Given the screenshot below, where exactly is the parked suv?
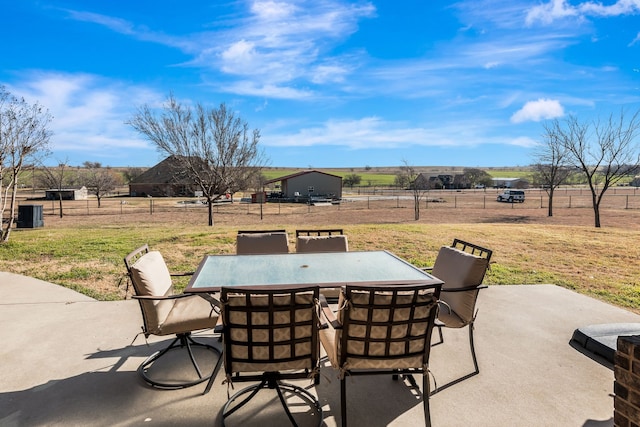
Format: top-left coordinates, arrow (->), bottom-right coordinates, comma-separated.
497,189 -> 525,203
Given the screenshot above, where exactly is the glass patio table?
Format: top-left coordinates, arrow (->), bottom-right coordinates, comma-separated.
185,250 -> 442,293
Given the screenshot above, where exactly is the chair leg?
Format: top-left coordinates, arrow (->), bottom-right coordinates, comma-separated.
430,322 -> 480,395
183,335 -> 204,378
341,377 -> 347,427
222,377 -> 323,427
432,324 -> 444,346
469,321 -> 480,375
138,332 -> 221,390
423,374 -> 431,427
202,347 -> 224,395
222,379 -> 268,420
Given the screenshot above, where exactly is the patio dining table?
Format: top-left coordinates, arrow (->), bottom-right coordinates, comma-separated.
185,250 -> 442,293
186,250 -> 443,396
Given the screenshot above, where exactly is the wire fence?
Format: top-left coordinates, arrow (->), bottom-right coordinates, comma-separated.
16,186 -> 640,219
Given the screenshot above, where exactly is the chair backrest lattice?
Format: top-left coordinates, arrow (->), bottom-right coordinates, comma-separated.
124,244 -> 150,273
295,229 -> 343,237
337,284 -> 440,370
452,239 -> 492,265
221,286 -> 320,376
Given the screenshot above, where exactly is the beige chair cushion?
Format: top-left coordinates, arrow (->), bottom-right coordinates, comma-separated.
236,232 -> 289,254
129,251 -> 174,332
296,235 -> 348,253
431,246 -> 489,327
159,294 -> 218,336
224,292 -> 315,372
320,289 -> 437,370
436,302 -> 466,328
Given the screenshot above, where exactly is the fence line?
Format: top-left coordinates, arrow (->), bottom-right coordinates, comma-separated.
16,188 -> 640,219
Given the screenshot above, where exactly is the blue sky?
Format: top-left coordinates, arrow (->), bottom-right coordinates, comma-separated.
2,0 -> 639,168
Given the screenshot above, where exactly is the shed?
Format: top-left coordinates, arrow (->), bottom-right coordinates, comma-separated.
264,170 -> 342,201
45,187 -> 88,200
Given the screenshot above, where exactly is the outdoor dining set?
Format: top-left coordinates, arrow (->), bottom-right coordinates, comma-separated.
123,230 -> 493,427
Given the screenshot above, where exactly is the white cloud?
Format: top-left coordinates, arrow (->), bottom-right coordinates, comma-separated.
509,136 -> 539,147
250,1 -> 297,20
262,116 -> 524,150
579,0 -> 640,16
219,81 -> 314,99
64,1 -> 376,94
526,0 -> 640,26
525,0 -> 578,26
7,72 -> 159,161
511,98 -> 564,123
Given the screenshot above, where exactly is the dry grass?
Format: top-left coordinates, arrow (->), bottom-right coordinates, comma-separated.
2,192 -> 640,312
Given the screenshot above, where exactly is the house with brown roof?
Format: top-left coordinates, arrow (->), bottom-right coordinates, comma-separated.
128,156 -> 196,197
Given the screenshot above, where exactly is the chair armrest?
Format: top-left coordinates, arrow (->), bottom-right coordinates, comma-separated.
170,271 -> 194,277
132,293 -> 193,301
214,316 -> 224,334
441,284 -> 488,293
319,294 -> 342,330
193,292 -> 221,308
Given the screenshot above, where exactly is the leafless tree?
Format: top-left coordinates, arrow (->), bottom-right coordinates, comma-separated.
531,125 -> 574,217
0,86 -> 52,242
546,109 -> 640,227
80,163 -> 121,207
398,160 -> 428,220
38,159 -> 73,218
128,95 -> 267,226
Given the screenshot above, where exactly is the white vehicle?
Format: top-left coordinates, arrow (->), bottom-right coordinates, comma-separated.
497,189 -> 525,203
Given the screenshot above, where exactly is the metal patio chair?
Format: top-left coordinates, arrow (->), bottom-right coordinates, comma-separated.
319,283 -> 441,427
124,244 -> 221,389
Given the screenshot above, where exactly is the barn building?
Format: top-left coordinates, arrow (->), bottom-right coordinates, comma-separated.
264,170 -> 342,202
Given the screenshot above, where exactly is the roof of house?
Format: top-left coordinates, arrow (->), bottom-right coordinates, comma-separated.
264,170 -> 342,185
130,156 -> 191,185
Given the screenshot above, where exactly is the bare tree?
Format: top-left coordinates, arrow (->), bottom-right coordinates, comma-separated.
39,160 -> 73,218
531,125 -> 574,217
0,86 -> 52,242
128,95 -> 267,226
547,109 -> 640,227
398,160 -> 428,220
81,164 -> 121,207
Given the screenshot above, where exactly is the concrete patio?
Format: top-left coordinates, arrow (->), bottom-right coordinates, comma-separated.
1,271 -> 638,426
